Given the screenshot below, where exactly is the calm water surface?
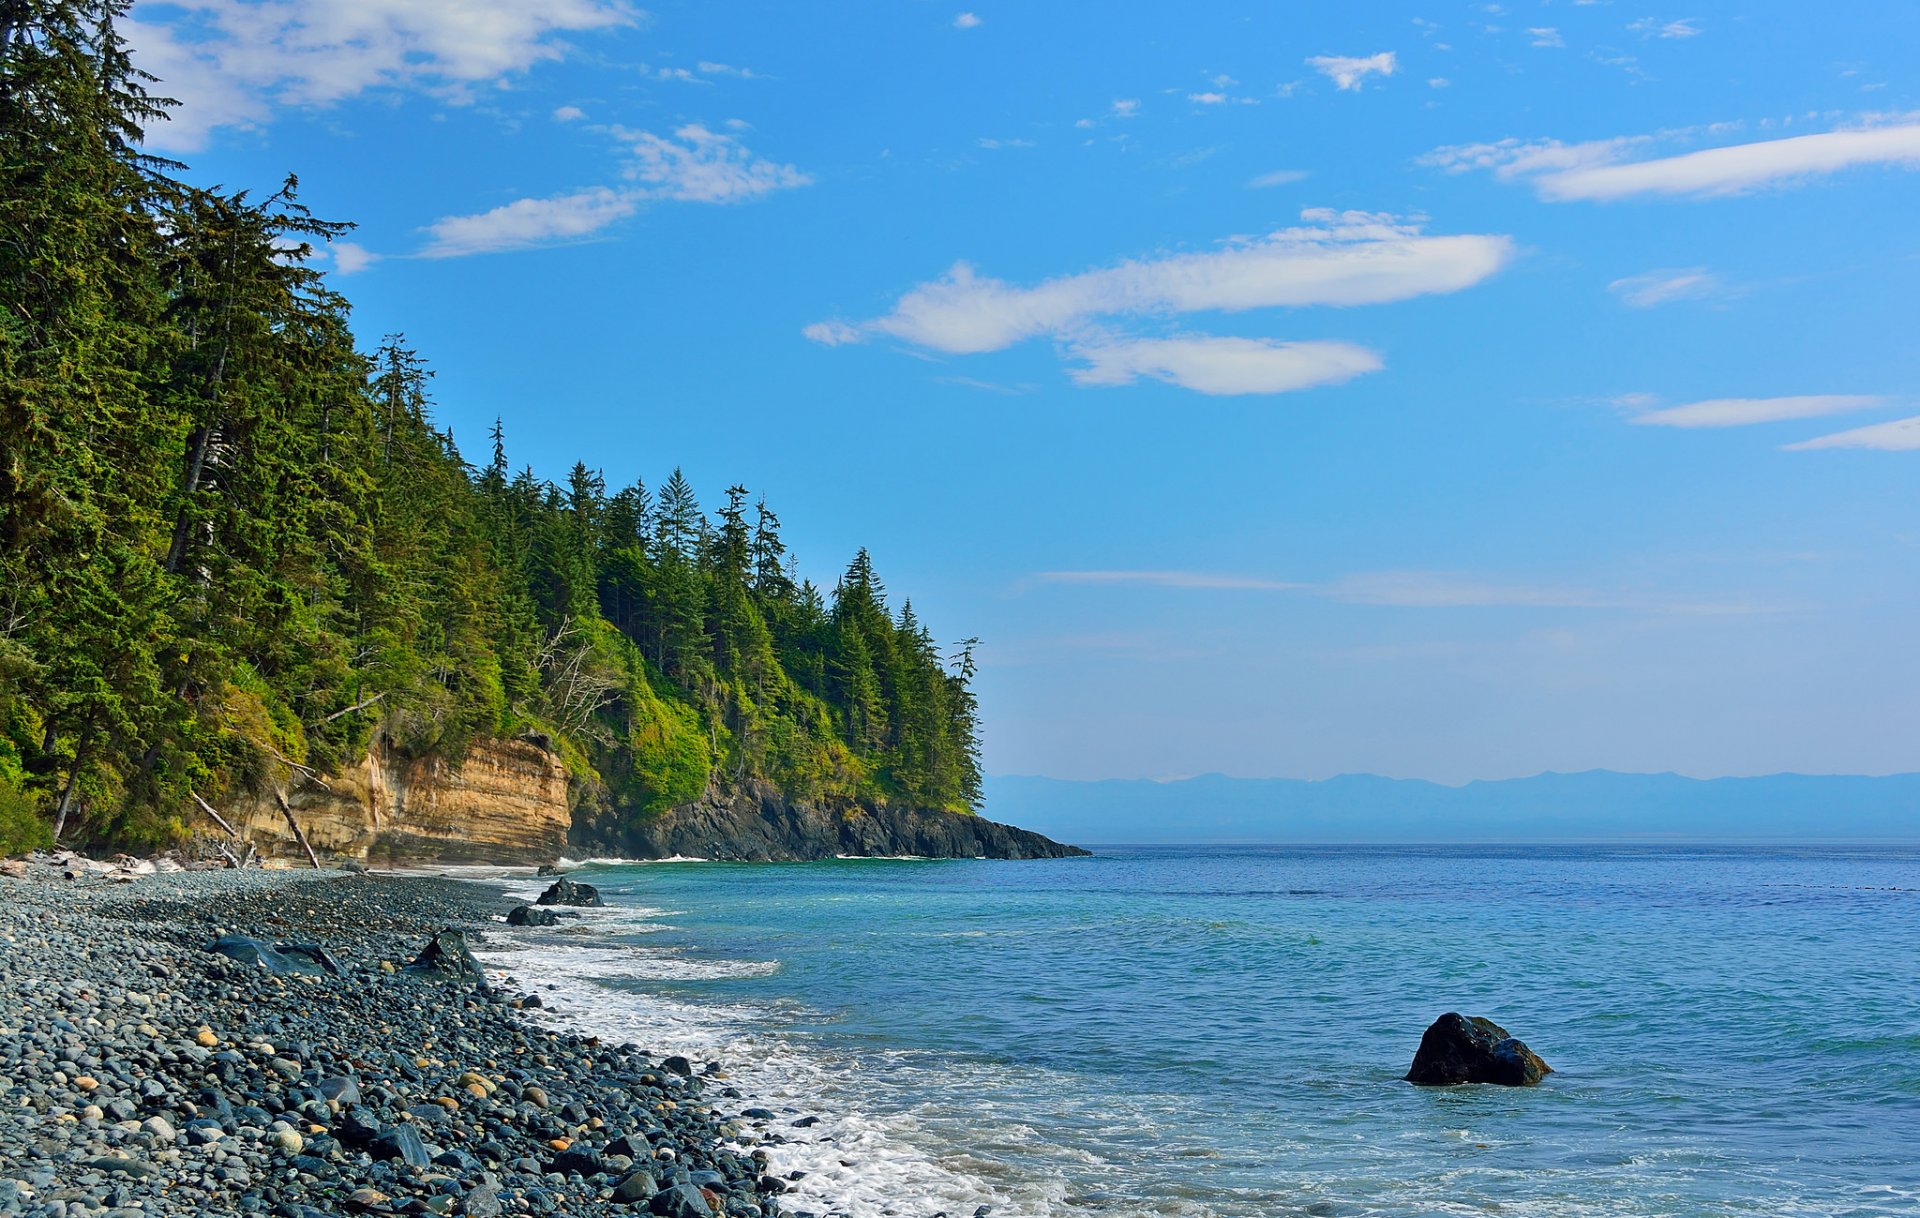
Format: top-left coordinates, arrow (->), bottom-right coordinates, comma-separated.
476,845 -> 1920,1218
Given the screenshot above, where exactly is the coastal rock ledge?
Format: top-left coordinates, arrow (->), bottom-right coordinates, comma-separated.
1404,1013 -> 1553,1086
600,779 -> 1090,861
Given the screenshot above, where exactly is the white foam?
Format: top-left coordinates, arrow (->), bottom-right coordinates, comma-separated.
472,915 -> 1073,1218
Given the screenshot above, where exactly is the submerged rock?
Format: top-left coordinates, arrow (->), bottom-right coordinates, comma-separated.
1404,1013 -> 1552,1086
535,877 -> 603,907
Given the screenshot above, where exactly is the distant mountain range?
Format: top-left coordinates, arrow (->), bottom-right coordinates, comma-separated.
983,770 -> 1920,844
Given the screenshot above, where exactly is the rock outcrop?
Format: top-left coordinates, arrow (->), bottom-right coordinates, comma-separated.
598,779 -> 1090,861
212,742 -> 1084,867
220,735 -> 571,867
1404,1013 -> 1553,1086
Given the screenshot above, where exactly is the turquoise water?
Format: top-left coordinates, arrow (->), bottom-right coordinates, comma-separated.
479,846 -> 1920,1217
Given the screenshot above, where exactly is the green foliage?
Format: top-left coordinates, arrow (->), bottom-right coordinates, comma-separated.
0,774 -> 50,857
0,0 -> 983,850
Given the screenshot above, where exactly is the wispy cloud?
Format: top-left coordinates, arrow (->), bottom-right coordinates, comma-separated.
125,0 -> 636,151
1426,120 -> 1920,201
1607,266 -> 1725,307
1528,27 -> 1565,48
1785,414 -> 1920,452
806,210 -> 1512,354
619,123 -> 811,202
1036,571 -> 1307,591
953,11 -> 981,29
1630,16 -> 1702,39
1067,336 -> 1384,396
805,210 -> 1509,395
1111,98 -> 1141,118
330,242 -> 380,275
420,125 -> 806,257
1247,169 -> 1309,188
552,105 -> 587,122
1623,394 -> 1889,428
1034,568 -> 1767,615
421,187 -> 639,258
1307,51 -> 1398,91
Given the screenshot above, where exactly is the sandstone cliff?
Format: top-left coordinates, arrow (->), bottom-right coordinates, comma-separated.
224,735 -> 571,866
219,741 -> 1085,866
585,778 -> 1089,861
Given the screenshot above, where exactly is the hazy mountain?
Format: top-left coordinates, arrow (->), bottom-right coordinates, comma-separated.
983,771 -> 1920,844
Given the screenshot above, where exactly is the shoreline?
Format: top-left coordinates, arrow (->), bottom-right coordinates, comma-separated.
0,859 -> 828,1218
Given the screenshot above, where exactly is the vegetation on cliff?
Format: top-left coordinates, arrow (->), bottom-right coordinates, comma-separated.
0,0 -> 982,853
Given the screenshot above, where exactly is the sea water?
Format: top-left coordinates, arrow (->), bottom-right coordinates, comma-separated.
473,846 -> 1920,1217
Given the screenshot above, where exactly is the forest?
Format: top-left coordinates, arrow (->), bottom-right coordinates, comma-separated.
0,1 -> 983,854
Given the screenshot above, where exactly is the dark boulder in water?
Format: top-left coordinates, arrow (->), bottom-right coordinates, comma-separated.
536,877 -> 603,907
536,863 -> 563,876
1404,1013 -> 1552,1086
506,903 -> 559,927
205,934 -> 342,976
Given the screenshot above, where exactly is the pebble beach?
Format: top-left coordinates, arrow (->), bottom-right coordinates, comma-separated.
0,860 -> 823,1218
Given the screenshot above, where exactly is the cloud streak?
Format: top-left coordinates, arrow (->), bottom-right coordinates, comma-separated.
1785,415 -> 1920,452
1627,395 -> 1889,429
807,210 -> 1513,355
806,210 -> 1509,396
1035,568 -> 1768,616
421,187 -> 638,258
419,125 -> 808,257
1427,121 -> 1920,201
1608,266 -> 1723,307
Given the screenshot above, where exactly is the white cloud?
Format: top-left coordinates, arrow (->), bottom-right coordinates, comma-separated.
1189,92 -> 1228,104
953,11 -> 981,29
421,187 -> 638,257
807,210 -> 1507,396
1626,395 -> 1888,428
1247,169 -> 1309,188
1111,98 -> 1141,117
619,123 -> 811,202
1631,16 -> 1702,39
1429,121 -> 1920,201
1037,571 -> 1307,591
695,60 -> 758,78
1607,266 -> 1723,307
1786,415 -> 1920,452
1529,27 -> 1565,48
1068,336 -> 1383,395
1034,568 -> 1765,615
1428,77 -> 1451,89
1306,52 -> 1397,91
331,242 -> 381,274
811,210 -> 1513,355
126,0 -> 636,151
552,104 -> 587,122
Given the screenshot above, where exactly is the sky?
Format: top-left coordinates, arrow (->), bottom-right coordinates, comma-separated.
122,1 -> 1920,784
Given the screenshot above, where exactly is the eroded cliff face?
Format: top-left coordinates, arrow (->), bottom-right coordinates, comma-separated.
586,778 -> 1090,861
223,736 -> 571,866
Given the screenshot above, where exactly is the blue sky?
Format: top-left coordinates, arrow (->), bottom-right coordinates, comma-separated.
126,2 -> 1920,783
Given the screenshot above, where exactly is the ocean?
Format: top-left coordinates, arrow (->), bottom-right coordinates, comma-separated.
473,845 -> 1920,1217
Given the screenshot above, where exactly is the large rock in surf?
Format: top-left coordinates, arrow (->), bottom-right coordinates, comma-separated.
1404,1013 -> 1552,1086
506,903 -> 559,926
536,877 -> 603,907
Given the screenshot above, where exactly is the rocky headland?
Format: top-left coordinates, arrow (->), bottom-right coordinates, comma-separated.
0,861 -> 837,1218
216,738 -> 1084,869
